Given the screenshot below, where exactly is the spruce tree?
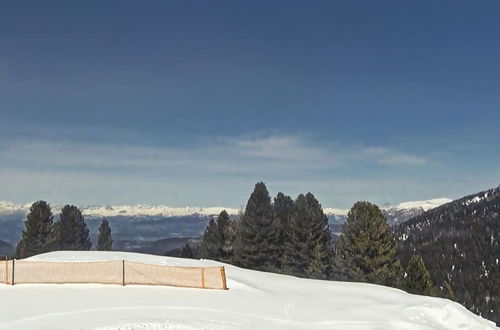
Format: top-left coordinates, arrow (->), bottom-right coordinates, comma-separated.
201,219 -> 222,259
405,254 -> 433,295
282,193 -> 331,278
442,281 -> 456,301
97,219 -> 113,251
200,210 -> 230,260
16,201 -> 58,258
180,243 -> 194,259
273,192 -> 294,267
57,205 -> 91,250
335,201 -> 401,286
222,217 -> 238,260
233,182 -> 279,271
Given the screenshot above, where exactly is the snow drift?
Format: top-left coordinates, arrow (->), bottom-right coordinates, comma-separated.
0,251 -> 496,330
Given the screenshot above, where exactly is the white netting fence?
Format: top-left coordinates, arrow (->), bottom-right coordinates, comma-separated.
0,260 -> 227,290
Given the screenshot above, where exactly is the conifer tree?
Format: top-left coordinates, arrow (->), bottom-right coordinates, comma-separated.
233,182 -> 279,271
282,193 -> 330,278
442,281 -> 456,301
57,205 -> 91,250
405,254 -> 433,295
335,201 -> 401,286
16,201 -> 58,258
201,219 -> 221,259
180,243 -> 194,259
273,192 -> 294,266
200,210 -> 230,260
97,219 -> 113,251
222,217 -> 238,260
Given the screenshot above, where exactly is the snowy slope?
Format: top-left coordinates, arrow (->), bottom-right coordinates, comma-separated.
0,251 -> 495,330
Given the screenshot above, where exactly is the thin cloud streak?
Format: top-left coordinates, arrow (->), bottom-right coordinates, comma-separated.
363,147 -> 427,166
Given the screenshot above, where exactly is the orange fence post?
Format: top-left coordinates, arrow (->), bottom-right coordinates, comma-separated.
220,266 -> 228,290
201,267 -> 205,289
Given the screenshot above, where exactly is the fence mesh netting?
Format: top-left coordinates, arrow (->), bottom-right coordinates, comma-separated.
0,260 -> 227,290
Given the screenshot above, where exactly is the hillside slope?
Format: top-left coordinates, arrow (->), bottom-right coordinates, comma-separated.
396,185 -> 500,325
0,251 -> 495,330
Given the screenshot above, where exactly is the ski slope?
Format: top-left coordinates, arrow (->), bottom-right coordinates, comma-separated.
0,251 -> 496,330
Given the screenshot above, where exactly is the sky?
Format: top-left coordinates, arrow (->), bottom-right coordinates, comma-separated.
0,0 -> 499,209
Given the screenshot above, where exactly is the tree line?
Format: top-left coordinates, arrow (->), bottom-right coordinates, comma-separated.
14,183 -> 441,300
199,182 -> 442,297
15,201 -> 113,258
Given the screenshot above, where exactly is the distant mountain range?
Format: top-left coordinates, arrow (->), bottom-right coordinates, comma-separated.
0,201 -> 240,218
0,198 -> 452,219
0,198 -> 451,249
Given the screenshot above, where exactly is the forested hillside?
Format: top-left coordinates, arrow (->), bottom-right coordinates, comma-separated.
396,186 -> 500,325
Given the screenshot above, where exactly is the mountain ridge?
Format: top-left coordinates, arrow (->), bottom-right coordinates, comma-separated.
0,198 -> 452,218
396,185 -> 500,325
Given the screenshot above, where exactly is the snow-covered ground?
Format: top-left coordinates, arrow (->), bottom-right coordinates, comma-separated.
0,251 -> 495,330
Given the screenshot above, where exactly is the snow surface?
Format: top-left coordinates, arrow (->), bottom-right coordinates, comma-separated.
0,251 -> 496,330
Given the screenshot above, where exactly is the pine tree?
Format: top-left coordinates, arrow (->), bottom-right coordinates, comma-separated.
222,218 -> 238,260
442,281 -> 456,301
201,219 -> 222,259
405,254 -> 433,295
180,243 -> 194,259
233,182 -> 280,271
335,201 -> 401,286
273,192 -> 294,267
57,205 -> 91,250
97,219 -> 113,251
282,193 -> 331,278
16,201 -> 58,258
200,210 -> 230,260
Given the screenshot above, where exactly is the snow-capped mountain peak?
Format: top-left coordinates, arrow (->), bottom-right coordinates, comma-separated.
387,198 -> 453,212
0,201 -> 241,218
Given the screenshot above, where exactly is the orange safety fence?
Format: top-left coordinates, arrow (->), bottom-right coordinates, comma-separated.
0,259 -> 227,290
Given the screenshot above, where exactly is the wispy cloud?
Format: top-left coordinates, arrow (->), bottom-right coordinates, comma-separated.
362,147 -> 427,166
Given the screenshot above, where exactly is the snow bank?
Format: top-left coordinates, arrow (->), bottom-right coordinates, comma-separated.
0,251 -> 496,330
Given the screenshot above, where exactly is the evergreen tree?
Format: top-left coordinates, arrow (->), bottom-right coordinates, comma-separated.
16,201 -> 58,258
201,219 -> 221,259
57,205 -> 91,250
442,281 -> 456,301
222,218 -> 238,260
233,182 -> 279,271
273,192 -> 294,267
200,210 -> 230,260
180,243 -> 194,259
282,193 -> 331,278
404,254 -> 433,295
335,201 -> 401,286
97,219 -> 113,251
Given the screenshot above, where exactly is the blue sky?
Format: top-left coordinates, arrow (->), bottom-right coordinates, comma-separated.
0,1 -> 499,208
